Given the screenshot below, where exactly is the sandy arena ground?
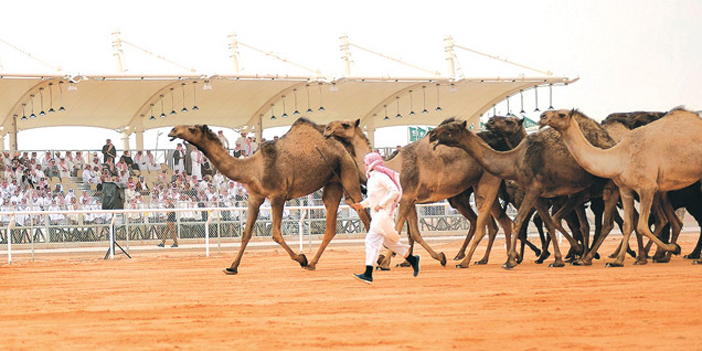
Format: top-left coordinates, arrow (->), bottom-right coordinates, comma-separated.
1,232 -> 702,351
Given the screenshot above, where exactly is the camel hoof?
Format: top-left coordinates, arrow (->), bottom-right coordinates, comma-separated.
502,260 -> 517,270
396,261 -> 411,268
297,254 -> 308,267
377,254 -> 386,266
534,259 -> 544,264
455,264 -> 469,269
303,265 -> 317,271
571,259 -> 592,266
608,253 -> 617,259
438,252 -> 447,266
474,259 -> 488,265
671,244 -> 682,256
223,268 -> 238,275
684,253 -> 701,259
549,261 -> 565,268
375,266 -> 390,271
634,259 -> 648,265
453,253 -> 466,261
693,260 -> 702,265
594,252 -> 601,260
533,248 -> 542,257
605,262 -> 624,268
652,255 -> 671,263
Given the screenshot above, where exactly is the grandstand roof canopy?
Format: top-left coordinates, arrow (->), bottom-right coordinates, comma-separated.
0,73 -> 576,141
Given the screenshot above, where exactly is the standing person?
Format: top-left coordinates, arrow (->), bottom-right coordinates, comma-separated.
102,139 -> 117,163
217,130 -> 230,149
190,147 -> 203,179
234,131 -> 249,157
349,152 -> 419,285
172,143 -> 185,174
158,196 -> 178,248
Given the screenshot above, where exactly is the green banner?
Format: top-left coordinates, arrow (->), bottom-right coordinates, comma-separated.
409,126 -> 434,142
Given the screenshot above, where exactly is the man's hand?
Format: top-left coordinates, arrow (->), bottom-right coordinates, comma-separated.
374,205 -> 381,212
350,203 -> 363,211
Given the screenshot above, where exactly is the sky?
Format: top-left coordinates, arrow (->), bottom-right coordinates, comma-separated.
1,0 -> 701,150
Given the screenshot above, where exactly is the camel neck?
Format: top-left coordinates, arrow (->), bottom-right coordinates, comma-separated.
198,143 -> 254,184
458,131 -> 518,180
559,117 -> 621,179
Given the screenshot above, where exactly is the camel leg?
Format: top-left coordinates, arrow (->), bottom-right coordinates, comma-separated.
379,200 -> 414,269
306,184 -> 343,270
447,193 -> 479,261
225,197 -> 264,275
645,198 -> 669,260
406,208 -> 447,266
503,190 -> 540,269
533,214 -> 552,264
653,193 -> 683,263
474,206 -> 502,265
573,203 -> 590,259
636,189 -> 681,255
457,175 -> 505,268
549,194 -> 585,256
608,188 -> 636,267
684,207 -> 702,259
267,197 -> 309,268
534,199 -> 567,268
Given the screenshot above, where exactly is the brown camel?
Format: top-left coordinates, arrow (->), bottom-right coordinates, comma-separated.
324,118 -> 521,269
428,113 -> 618,268
168,118 -> 371,274
539,108 -> 701,266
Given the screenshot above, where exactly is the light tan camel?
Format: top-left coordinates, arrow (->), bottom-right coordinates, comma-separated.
428,114 -> 618,268
168,119 -> 371,274
539,108 -> 701,266
324,118 -> 517,269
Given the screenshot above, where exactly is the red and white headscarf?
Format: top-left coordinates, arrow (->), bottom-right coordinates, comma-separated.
364,152 -> 402,212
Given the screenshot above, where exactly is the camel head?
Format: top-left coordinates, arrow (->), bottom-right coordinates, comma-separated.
324,119 -> 361,140
485,116 -> 525,138
627,111 -> 665,129
168,125 -> 221,151
538,109 -> 577,131
428,119 -> 468,150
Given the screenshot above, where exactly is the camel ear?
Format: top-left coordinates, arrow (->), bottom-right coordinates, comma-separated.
354,119 -> 360,127
200,125 -> 208,132
461,120 -> 467,129
570,108 -> 577,116
518,118 -> 524,126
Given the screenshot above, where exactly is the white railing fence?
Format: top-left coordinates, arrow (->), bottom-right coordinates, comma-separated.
1,202 -> 474,264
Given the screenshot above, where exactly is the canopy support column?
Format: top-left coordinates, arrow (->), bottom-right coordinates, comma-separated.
9,114 -> 18,154
121,132 -> 130,151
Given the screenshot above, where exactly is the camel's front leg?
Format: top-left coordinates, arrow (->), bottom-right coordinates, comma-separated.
406,206 -> 447,266
457,175 -> 504,268
224,197 -> 263,275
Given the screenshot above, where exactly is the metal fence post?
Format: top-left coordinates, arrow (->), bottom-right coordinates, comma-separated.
7,215 -> 14,265
205,211 -> 211,257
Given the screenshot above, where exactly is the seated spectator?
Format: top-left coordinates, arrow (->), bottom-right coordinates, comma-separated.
58,157 -> 71,179
135,176 -> 149,192
120,151 -> 139,172
82,165 -> 98,184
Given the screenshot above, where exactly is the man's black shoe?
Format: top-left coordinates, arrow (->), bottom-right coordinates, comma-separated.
411,255 -> 420,277
171,243 -> 178,248
157,243 -> 165,248
352,273 -> 373,285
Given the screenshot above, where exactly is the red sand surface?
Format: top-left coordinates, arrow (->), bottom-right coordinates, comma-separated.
1,233 -> 702,351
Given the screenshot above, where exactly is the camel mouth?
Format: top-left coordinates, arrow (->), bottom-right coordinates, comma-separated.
169,136 -> 177,142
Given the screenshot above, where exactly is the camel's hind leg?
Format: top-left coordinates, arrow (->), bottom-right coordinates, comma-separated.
224,197 -> 264,275
447,191 -> 480,261
652,193 -> 683,263
378,200 -> 414,269
405,208 -> 447,266
534,199 -> 568,268
268,196 -> 309,268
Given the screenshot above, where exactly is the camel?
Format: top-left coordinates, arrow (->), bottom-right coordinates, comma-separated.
324,117 -> 530,269
428,113 -> 619,268
538,108 -> 702,266
168,118 -> 371,274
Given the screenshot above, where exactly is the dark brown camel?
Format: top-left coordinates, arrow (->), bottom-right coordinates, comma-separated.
539,109 -> 699,266
324,118 -> 524,269
428,113 -> 618,268
168,119 -> 371,274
